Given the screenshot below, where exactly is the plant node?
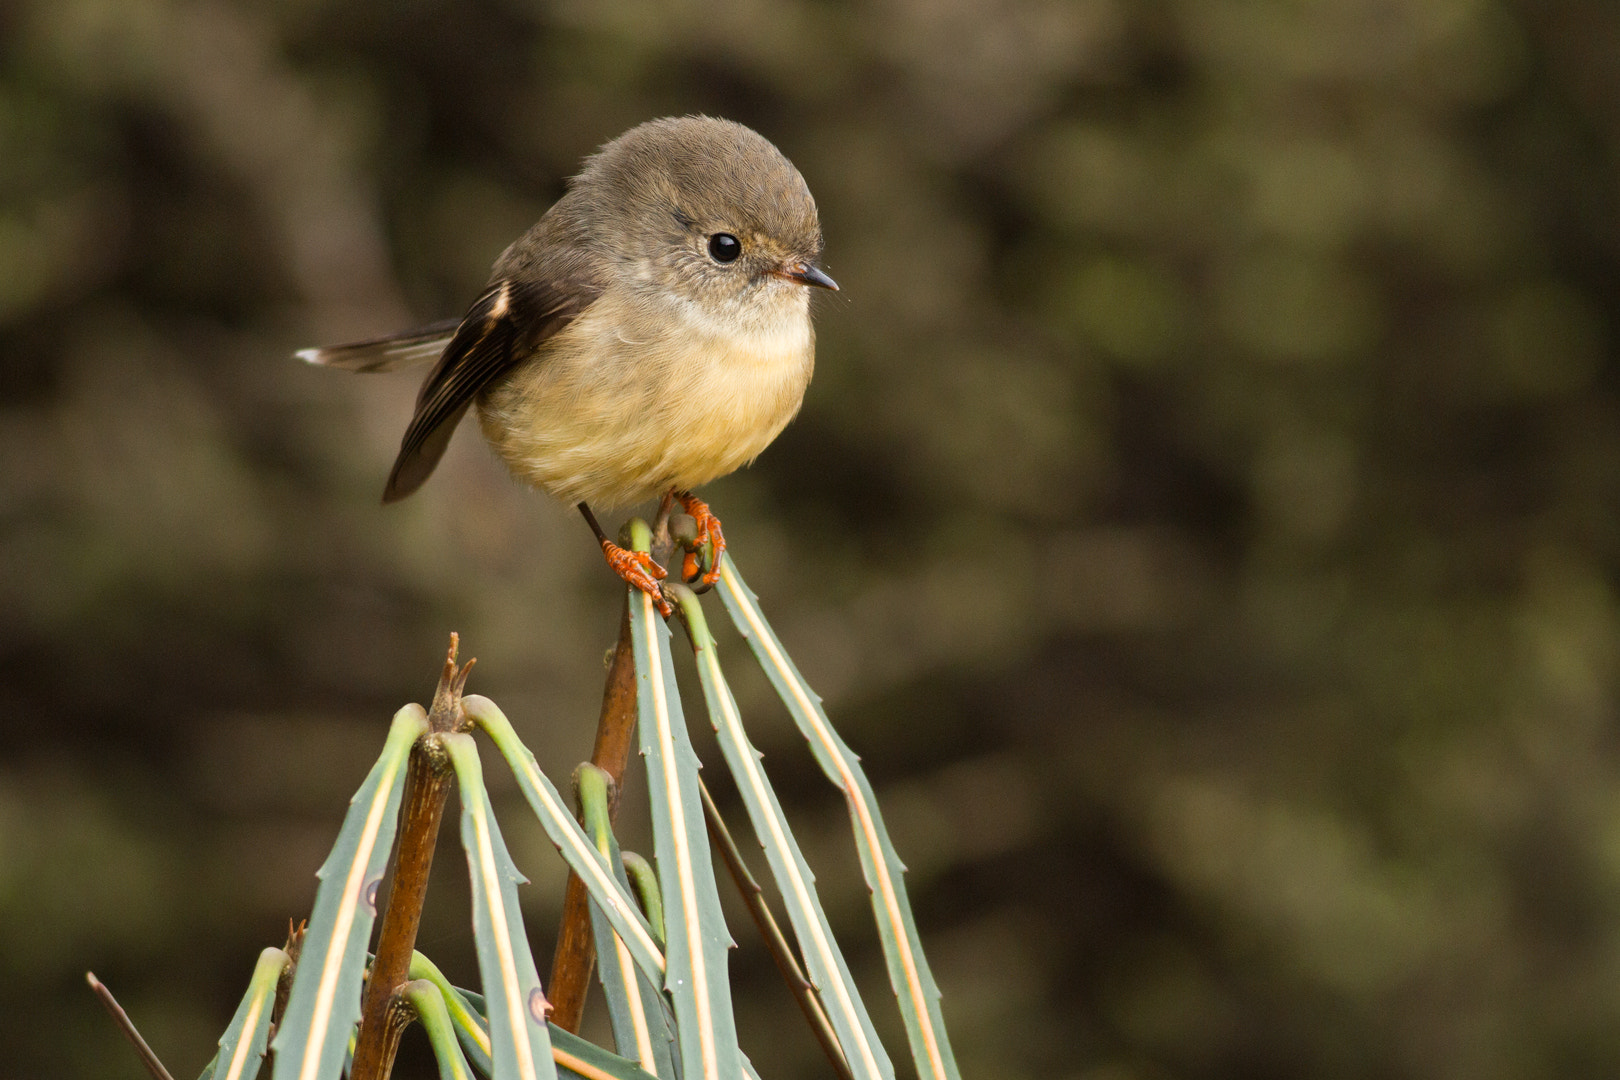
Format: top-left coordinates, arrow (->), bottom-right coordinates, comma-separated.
428,632 -> 476,734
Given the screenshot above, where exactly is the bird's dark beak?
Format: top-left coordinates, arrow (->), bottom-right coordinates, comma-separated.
778,261 -> 839,291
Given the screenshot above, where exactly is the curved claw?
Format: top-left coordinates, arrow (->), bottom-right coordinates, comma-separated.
601,540 -> 671,617
676,493 -> 727,588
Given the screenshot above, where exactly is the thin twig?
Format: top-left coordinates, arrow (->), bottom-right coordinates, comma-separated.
85,972 -> 179,1080
351,634 -> 472,1080
548,603 -> 639,1032
698,780 -> 855,1080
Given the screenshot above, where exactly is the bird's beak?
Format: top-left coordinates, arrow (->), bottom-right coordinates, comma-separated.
776,261 -> 839,291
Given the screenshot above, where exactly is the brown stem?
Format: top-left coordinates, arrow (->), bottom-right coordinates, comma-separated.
272,919 -> 306,1032
699,780 -> 855,1080
547,603 -> 639,1032
361,994 -> 419,1080
351,635 -> 473,1080
85,973 -> 178,1080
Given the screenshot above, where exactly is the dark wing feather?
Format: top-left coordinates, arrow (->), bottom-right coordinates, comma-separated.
382,276 -> 596,503
297,318 -> 464,372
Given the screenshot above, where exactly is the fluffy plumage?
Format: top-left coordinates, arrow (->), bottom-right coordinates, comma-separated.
301,116 -> 832,509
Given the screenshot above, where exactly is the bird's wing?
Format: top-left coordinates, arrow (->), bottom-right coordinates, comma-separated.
383,274 -> 599,503
297,319 -> 465,372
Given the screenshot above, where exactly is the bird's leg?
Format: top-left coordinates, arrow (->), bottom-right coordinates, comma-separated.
675,491 -> 727,588
578,501 -> 671,617
652,489 -> 678,558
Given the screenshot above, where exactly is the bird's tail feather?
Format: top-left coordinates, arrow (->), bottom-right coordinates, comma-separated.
296,319 -> 461,372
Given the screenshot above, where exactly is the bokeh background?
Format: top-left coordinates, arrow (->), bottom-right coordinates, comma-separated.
5,0 -> 1620,1076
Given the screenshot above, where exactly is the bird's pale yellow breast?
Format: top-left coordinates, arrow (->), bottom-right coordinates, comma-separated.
474,281 -> 814,508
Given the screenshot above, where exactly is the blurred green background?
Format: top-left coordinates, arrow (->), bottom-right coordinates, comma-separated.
5,0 -> 1620,1076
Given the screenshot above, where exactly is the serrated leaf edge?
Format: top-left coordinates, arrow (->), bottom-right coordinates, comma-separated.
464,695 -> 666,983
678,594 -> 892,1080
446,733 -> 558,1080
633,588 -> 738,1080
273,705 -> 426,1080
717,561 -> 959,1080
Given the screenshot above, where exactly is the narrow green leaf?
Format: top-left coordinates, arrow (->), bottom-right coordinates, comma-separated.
619,852 -> 664,947
402,979 -> 477,1080
407,960 -> 661,1080
465,695 -> 666,985
205,948 -> 289,1080
672,588 -> 893,1080
578,767 -> 679,1079
548,1024 -> 661,1080
577,769 -> 645,1063
630,583 -> 743,1080
271,706 -> 427,1080
716,562 -> 962,1080
445,733 -> 560,1080
409,953 -> 493,1077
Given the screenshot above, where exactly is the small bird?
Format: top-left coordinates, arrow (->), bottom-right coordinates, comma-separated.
300,117 -> 837,614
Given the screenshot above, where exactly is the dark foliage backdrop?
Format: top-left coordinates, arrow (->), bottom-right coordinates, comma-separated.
5,0 -> 1620,1077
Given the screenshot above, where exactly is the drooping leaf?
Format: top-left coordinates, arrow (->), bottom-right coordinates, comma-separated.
548,1024 -> 663,1080
630,583 -> 743,1080
619,852 -> 665,948
577,765 -> 679,1079
201,948 -> 290,1080
402,978 -> 477,1080
445,733 -> 559,1080
271,706 -> 428,1080
464,695 -> 666,985
409,953 -> 493,1077
406,958 -> 662,1080
716,562 -> 961,1080
672,589 -> 893,1080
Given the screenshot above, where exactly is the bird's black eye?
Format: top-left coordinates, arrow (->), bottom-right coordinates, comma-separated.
707,233 -> 741,263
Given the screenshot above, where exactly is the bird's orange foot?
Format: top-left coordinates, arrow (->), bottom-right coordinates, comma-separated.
601,540 -> 672,617
676,492 -> 727,588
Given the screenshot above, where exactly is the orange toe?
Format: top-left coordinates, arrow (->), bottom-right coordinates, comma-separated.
601,541 -> 671,616
676,493 -> 728,587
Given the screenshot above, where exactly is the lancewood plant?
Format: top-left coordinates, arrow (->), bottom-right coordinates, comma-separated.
90,519 -> 961,1080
